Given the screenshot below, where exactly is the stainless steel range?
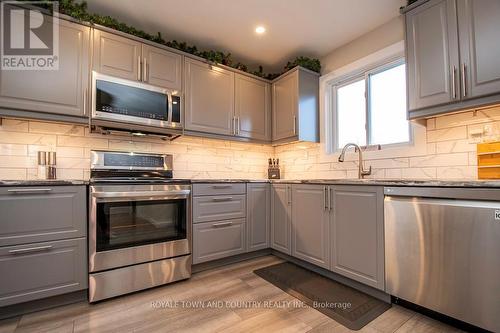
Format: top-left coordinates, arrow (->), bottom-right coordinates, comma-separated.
88,150 -> 191,302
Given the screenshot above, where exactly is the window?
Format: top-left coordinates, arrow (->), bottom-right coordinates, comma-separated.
333,60 -> 409,150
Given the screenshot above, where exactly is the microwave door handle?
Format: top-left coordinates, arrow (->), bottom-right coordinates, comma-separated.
167,92 -> 173,124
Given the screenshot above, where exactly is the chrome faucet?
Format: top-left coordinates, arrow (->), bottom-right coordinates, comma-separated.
338,143 -> 372,179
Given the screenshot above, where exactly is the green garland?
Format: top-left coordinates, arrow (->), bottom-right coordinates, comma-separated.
43,0 -> 321,79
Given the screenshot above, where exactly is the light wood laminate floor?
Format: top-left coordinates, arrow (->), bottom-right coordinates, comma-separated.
0,255 -> 465,333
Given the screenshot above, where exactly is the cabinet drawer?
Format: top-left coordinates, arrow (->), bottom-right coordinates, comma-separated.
193,183 -> 246,196
193,194 -> 246,223
0,186 -> 86,246
0,238 -> 87,307
193,219 -> 245,264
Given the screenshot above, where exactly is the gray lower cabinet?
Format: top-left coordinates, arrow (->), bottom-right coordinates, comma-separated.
270,184 -> 292,255
193,194 -> 246,223
193,219 -> 246,264
246,183 -> 270,251
0,17 -> 90,118
185,58 -> 235,135
192,183 -> 246,196
291,185 -> 330,269
457,0 -> 500,99
235,74 -> 271,141
0,185 -> 87,307
0,186 -> 86,246
0,237 -> 87,307
330,186 -> 385,290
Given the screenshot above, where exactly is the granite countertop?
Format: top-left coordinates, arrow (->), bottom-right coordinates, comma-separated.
0,180 -> 88,187
271,178 -> 500,188
2,178 -> 500,188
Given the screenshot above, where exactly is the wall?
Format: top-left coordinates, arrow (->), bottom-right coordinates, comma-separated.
0,119 -> 273,180
276,104 -> 500,180
320,16 -> 404,74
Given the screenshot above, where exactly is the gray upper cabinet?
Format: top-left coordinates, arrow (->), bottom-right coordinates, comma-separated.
0,186 -> 86,247
291,185 -> 330,269
235,74 -> 271,141
270,184 -> 292,255
272,71 -> 298,141
142,45 -> 182,90
272,68 -> 319,144
93,30 -> 182,89
185,58 -> 235,135
93,29 -> 141,81
406,0 -> 460,111
0,17 -> 90,118
405,0 -> 500,118
331,186 -> 385,290
457,0 -> 500,100
246,183 -> 270,252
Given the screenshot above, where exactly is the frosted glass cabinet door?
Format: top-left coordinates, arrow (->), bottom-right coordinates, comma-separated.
0,17 -> 90,117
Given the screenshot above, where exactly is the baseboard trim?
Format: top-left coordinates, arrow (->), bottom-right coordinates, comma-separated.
271,250 -> 391,303
192,249 -> 272,273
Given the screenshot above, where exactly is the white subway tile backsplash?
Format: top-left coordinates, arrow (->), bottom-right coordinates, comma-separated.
427,126 -> 468,142
1,104 -> 500,181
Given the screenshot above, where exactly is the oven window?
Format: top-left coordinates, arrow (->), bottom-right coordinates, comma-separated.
96,199 -> 186,252
96,80 -> 169,121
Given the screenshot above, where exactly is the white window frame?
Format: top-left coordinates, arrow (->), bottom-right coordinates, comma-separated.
321,41 -> 418,155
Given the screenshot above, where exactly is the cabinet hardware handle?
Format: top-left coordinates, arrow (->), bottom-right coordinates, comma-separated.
461,63 -> 467,97
137,56 -> 142,81
213,222 -> 233,228
324,186 -> 328,210
83,88 -> 88,115
8,188 -> 52,193
9,245 -> 53,254
143,57 -> 148,82
212,185 -> 232,189
212,197 -> 233,202
451,66 -> 457,99
293,115 -> 297,135
287,185 -> 292,205
329,187 -> 333,211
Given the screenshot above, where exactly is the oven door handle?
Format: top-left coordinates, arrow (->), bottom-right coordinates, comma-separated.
92,190 -> 190,202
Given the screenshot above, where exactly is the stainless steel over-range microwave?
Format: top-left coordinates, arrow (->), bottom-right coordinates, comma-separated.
91,71 -> 182,135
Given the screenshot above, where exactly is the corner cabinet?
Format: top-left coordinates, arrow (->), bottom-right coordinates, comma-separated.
235,75 -> 271,141
272,67 -> 319,144
291,185 -> 330,269
246,183 -> 271,251
270,184 -> 292,254
0,17 -> 90,119
184,58 -> 235,136
330,186 -> 385,290
184,58 -> 271,141
405,0 -> 500,118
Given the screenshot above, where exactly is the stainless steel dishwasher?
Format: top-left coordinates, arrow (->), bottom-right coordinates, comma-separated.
384,187 -> 500,333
